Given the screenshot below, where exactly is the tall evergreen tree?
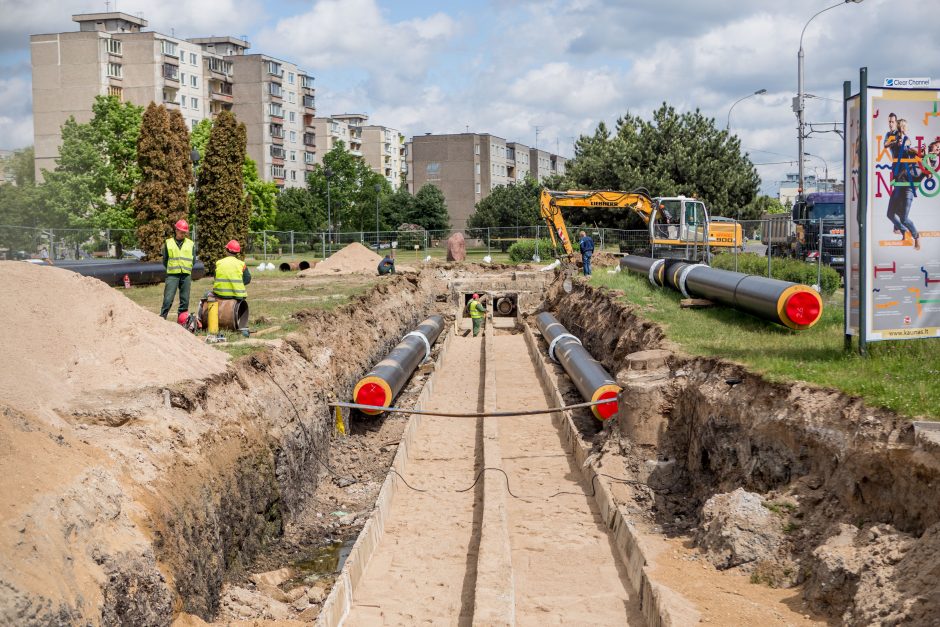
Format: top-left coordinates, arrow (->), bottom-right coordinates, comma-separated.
195,110 -> 249,273
167,109 -> 194,227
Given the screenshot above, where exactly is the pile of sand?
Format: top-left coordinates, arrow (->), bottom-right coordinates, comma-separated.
0,261 -> 229,415
300,242 -> 384,276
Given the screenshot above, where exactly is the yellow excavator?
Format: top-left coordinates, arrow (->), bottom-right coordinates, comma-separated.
539,188 -> 744,260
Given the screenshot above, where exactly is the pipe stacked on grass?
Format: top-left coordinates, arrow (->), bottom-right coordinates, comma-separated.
618,255 -> 823,330
353,315 -> 446,415
535,312 -> 620,420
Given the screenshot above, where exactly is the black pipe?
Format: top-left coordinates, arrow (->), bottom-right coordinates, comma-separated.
618,254 -> 823,329
55,260 -> 206,286
353,315 -> 446,415
534,312 -> 620,420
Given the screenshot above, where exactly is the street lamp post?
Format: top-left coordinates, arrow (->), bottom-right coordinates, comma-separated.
374,183 -> 381,245
726,89 -> 767,130
796,0 -> 863,200
324,167 -> 333,246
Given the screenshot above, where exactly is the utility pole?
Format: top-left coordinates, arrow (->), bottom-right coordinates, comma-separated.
535,126 -> 542,151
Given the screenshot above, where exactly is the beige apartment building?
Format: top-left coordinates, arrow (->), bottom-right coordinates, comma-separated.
311,114 -> 407,190
407,133 -> 567,230
30,12 -> 315,188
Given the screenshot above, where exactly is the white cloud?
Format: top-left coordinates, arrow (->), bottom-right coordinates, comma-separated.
0,75 -> 34,148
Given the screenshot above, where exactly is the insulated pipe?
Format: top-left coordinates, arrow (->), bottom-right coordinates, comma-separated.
198,298 -> 249,331
278,260 -> 312,272
496,297 -> 515,316
534,312 -> 621,420
618,255 -> 823,330
56,260 -> 206,286
353,315 -> 446,415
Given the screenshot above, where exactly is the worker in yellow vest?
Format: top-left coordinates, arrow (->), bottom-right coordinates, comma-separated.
160,219 -> 195,319
468,293 -> 486,337
213,240 -> 251,300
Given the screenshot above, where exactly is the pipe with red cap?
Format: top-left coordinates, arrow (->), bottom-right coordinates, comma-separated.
352,315 -> 446,415
618,255 -> 824,330
534,312 -> 621,421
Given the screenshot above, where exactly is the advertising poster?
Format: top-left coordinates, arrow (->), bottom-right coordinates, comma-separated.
851,86 -> 940,340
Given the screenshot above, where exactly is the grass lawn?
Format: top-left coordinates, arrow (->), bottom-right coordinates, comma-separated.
591,271 -> 940,419
122,270 -> 376,358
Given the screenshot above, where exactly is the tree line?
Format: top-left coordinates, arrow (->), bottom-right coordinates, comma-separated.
1,95 -> 449,270
467,103 -> 785,230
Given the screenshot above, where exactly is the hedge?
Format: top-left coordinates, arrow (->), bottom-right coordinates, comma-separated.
710,252 -> 841,296
507,238 -> 557,263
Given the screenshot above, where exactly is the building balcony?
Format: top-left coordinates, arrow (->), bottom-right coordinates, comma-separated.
350,149 -> 363,157
305,161 -> 317,170
210,90 -> 234,103
272,134 -> 284,145
303,133 -> 316,147
164,100 -> 180,110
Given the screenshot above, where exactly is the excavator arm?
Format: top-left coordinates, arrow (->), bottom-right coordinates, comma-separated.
538,189 -> 656,256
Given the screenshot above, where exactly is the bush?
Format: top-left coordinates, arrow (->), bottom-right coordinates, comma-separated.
710,252 -> 840,296
507,238 -> 557,263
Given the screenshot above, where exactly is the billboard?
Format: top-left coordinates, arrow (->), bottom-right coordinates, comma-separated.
846,86 -> 940,341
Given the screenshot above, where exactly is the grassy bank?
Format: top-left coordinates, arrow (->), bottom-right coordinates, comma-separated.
591,271 -> 940,419
122,271 -> 376,358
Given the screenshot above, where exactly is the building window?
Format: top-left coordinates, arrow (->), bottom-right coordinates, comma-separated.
162,63 -> 178,80
475,163 -> 480,175
191,119 -> 197,130
271,145 -> 286,159
288,111 -> 295,123
269,102 -> 284,117
191,97 -> 199,110
161,40 -> 178,57
107,62 -> 122,78
301,75 -> 315,89
190,52 -> 197,65
270,123 -> 284,138
290,170 -> 297,181
269,82 -> 282,97
288,91 -> 295,104
107,85 -> 123,100
207,57 -> 233,76
181,72 -> 187,84
271,165 -> 285,178
474,144 -> 480,155
288,72 -> 295,84
289,150 -> 296,162
304,151 -> 316,164
191,75 -> 197,87
106,39 -> 122,55
476,182 -> 481,194
266,60 -> 282,77
289,130 -> 297,143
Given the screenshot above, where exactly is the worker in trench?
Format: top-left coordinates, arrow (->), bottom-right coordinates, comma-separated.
468,292 -> 486,337
377,251 -> 396,275
213,239 -> 252,336
160,219 -> 195,319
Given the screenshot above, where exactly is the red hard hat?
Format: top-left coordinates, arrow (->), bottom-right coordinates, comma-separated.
472,293 -> 479,299
174,219 -> 189,232
226,239 -> 241,253
177,311 -> 189,325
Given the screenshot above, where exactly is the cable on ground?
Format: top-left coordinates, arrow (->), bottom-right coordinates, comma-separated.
328,393 -> 621,418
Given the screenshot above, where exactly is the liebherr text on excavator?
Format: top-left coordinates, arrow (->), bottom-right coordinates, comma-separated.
539,188 -> 744,260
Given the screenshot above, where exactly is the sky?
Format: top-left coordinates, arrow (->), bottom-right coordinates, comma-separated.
0,0 -> 936,196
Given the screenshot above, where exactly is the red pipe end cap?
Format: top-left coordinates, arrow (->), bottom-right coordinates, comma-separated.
356,382 -> 389,409
785,290 -> 822,327
595,390 -> 619,420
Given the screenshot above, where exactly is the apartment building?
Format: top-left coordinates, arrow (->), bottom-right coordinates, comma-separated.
407,133 -> 567,230
361,124 -> 406,190
30,12 -> 315,188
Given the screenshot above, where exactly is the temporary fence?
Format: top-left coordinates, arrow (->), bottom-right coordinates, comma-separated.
2,219 -> 846,282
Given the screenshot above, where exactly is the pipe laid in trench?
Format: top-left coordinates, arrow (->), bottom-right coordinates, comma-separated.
534,312 -> 621,420
352,315 -> 446,415
618,255 -> 823,329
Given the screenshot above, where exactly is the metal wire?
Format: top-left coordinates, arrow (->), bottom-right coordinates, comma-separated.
328,393 -> 620,418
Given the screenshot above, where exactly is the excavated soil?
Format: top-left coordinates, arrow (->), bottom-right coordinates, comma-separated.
544,278 -> 940,625
299,243 -> 383,276
0,269 -> 439,625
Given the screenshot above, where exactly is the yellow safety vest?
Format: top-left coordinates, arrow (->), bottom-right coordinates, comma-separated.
214,255 -> 247,299
166,237 -> 194,275
469,299 -> 484,319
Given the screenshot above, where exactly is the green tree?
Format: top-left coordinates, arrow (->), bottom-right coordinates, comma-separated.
408,183 -> 449,231
275,187 -> 321,233
306,141 -> 379,234
740,195 -> 787,221
133,104 -> 193,260
42,95 -> 143,253
384,185 -> 415,229
243,157 -> 278,232
195,110 -> 249,273
561,104 -> 760,228
5,147 -> 36,186
467,176 -> 541,229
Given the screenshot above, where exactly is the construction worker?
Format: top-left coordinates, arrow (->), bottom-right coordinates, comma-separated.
160,219 -> 195,319
578,230 -> 594,277
468,293 -> 486,337
213,240 -> 251,300
377,252 -> 396,275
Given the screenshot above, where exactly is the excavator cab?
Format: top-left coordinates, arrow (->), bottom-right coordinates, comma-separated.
650,196 -> 710,259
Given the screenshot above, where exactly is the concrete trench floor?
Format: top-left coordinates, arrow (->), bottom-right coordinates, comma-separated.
343,327 -> 643,625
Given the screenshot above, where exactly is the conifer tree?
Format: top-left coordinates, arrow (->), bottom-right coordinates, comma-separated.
166,108 -> 194,228
195,110 -> 249,273
133,103 -> 172,260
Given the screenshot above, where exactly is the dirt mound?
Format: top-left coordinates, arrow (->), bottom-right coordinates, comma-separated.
300,243 -> 383,276
0,261 -> 228,415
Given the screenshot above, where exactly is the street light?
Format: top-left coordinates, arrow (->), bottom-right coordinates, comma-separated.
374,183 -> 382,245
726,89 -> 767,130
324,167 -> 333,245
796,0 -> 863,200
803,152 -> 829,190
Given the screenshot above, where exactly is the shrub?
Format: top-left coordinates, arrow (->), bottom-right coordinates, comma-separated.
710,252 -> 840,296
507,238 -> 557,263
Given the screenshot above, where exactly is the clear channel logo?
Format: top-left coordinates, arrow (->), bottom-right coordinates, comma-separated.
884,77 -> 932,88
